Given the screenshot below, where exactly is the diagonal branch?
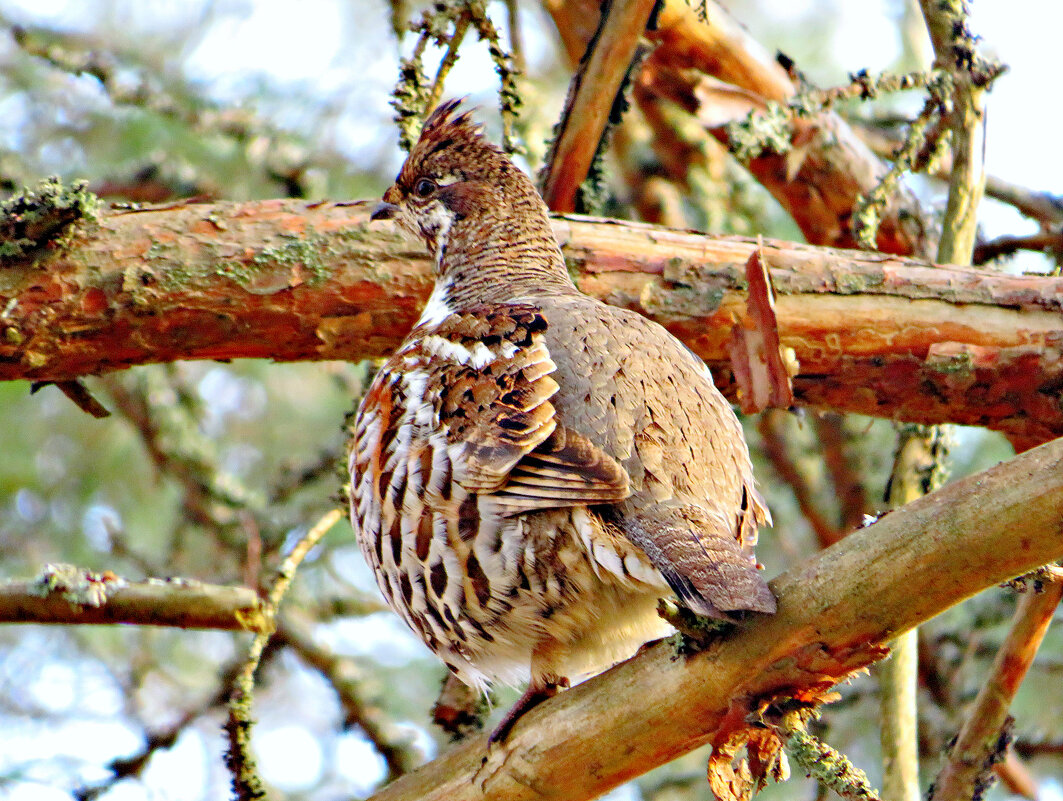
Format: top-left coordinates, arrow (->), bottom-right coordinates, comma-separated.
363,436 -> 1063,801
930,580 -> 1063,801
539,0 -> 658,211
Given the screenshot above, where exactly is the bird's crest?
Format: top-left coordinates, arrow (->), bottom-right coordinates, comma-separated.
418,98 -> 484,148
398,100 -> 506,187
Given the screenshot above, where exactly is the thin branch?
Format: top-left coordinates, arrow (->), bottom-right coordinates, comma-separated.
993,750 -> 1040,801
973,230 -> 1063,266
879,633 -> 920,801
1014,739 -> 1063,758
3,202 -> 1063,442
984,175 -> 1063,227
75,645 -> 282,801
918,0 -> 997,266
539,0 -> 658,212
424,7 -> 473,115
879,423 -> 950,801
781,713 -> 882,801
224,508 -> 343,800
0,566 -> 268,632
929,581 -> 1063,801
857,125 -> 1063,228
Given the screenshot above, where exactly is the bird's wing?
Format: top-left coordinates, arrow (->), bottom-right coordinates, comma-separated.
530,296 -> 774,616
351,303 -> 630,526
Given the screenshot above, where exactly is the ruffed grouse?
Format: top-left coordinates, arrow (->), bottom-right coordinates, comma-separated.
349,100 -> 775,740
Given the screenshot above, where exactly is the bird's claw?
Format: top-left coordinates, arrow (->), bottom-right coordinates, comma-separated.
473,737 -> 512,793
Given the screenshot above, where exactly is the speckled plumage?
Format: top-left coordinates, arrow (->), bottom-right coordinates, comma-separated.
349,100 -> 774,735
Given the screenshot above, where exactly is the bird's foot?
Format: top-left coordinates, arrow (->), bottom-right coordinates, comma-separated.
474,738 -> 513,793
473,677 -> 568,791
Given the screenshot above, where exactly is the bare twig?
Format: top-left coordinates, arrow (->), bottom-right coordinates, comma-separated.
30,378 -> 110,418
424,7 -> 473,115
224,508 -> 343,801
391,1 -> 522,152
918,0 -> 1000,265
858,126 -> 1063,228
0,565 -> 268,632
75,645 -> 282,801
993,750 -> 1040,801
984,176 -> 1063,227
852,92 -> 944,250
780,713 -> 882,801
973,230 -> 1063,266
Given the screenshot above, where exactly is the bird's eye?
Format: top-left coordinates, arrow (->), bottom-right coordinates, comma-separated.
413,178 -> 436,198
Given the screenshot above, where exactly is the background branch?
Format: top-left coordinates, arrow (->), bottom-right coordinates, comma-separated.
0,566 -> 268,631
538,0 -> 657,211
930,581 -> 1063,801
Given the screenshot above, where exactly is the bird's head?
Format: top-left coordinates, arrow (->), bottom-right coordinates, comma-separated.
371,100 -> 552,264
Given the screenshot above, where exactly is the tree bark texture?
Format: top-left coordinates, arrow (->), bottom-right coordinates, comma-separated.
1,200 -> 1061,443
544,0 -> 927,254
363,437 -> 1063,801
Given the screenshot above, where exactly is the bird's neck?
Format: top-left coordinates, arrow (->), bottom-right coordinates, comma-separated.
431,213 -> 577,311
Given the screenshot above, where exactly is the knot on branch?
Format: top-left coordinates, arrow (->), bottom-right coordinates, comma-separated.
0,176 -> 99,266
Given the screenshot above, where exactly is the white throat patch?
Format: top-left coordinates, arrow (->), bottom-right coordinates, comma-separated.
416,277 -> 454,330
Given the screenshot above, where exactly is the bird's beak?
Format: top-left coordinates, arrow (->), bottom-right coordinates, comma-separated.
370,185 -> 402,221
370,201 -> 399,221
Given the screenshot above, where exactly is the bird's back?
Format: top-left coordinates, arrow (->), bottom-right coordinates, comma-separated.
531,293 -> 768,548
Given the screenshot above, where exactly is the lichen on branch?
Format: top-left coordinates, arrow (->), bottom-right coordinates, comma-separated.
0,176 -> 99,264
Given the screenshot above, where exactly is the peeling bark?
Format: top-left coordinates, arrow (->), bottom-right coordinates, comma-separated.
1,200 -> 1061,442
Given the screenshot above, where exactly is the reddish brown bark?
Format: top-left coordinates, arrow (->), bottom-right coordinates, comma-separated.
544,0 -> 926,254
1,200 -> 1061,443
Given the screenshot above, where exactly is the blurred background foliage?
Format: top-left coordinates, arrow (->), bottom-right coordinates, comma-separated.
0,1 -> 1056,800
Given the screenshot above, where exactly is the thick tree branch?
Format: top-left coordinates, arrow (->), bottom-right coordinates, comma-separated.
0,565 -> 268,631
2,201 -> 1061,442
3,201 -> 1062,441
362,437 -> 1063,801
